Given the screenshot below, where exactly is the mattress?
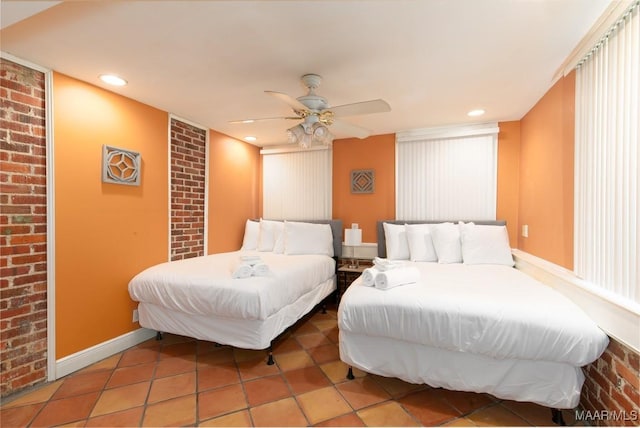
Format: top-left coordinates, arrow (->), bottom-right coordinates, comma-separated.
129,250 -> 336,321
139,276 -> 336,349
339,330 -> 584,408
338,263 -> 608,366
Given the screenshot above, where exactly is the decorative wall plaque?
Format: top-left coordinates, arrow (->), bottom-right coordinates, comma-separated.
351,169 -> 375,194
102,145 -> 141,186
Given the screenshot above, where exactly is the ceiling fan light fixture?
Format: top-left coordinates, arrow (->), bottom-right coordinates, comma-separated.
312,122 -> 333,146
286,124 -> 305,145
300,134 -> 313,148
238,74 -> 388,147
287,122 -> 333,148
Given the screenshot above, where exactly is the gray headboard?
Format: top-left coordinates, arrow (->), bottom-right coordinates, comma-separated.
259,219 -> 343,258
376,220 -> 507,258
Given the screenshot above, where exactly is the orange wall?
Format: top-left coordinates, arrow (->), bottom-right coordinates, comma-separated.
53,73 -> 169,358
207,130 -> 261,253
496,121 -> 521,247
518,72 -> 575,269
332,134 -> 396,242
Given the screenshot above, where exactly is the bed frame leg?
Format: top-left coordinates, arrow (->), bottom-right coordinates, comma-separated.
347,367 -> 355,380
321,303 -> 327,314
266,346 -> 275,365
155,331 -> 163,341
551,409 -> 566,426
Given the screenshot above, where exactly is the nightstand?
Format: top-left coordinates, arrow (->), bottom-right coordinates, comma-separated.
337,264 -> 367,303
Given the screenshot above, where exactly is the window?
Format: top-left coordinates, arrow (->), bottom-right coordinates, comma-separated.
262,147 -> 332,220
574,2 -> 639,304
396,124 -> 499,220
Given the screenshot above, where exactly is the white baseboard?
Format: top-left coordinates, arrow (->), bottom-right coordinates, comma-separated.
55,328 -> 156,379
513,249 -> 640,354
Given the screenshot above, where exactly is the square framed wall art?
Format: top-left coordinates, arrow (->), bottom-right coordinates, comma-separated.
351,169 -> 375,194
102,145 -> 141,186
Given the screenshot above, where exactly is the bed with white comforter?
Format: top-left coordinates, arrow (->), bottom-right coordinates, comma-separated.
129,219 -> 341,352
338,220 -> 609,410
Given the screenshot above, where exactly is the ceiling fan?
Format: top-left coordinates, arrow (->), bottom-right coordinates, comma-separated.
231,74 -> 391,148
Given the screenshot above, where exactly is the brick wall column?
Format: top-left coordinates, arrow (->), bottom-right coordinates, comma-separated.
170,118 -> 206,261
581,338 -> 640,426
0,58 -> 48,397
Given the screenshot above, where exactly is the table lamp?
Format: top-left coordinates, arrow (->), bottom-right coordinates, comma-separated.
344,224 -> 362,269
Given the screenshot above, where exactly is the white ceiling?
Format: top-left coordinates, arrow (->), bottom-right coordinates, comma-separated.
0,0 -> 611,147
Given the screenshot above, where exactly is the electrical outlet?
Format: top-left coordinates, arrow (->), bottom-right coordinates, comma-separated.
132,309 -> 139,323
522,224 -> 529,238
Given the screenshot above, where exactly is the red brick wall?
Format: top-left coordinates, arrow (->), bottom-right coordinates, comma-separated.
170,118 -> 206,261
581,338 -> 640,426
0,59 -> 48,397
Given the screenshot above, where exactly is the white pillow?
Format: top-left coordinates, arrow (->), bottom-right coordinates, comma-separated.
405,223 -> 437,262
272,224 -> 285,254
460,223 -> 514,266
431,222 -> 462,263
284,221 -> 334,256
383,222 -> 410,260
257,220 -> 283,252
241,219 -> 260,250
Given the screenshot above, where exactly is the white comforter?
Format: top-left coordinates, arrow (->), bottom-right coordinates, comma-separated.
338,263 -> 608,366
129,251 -> 335,321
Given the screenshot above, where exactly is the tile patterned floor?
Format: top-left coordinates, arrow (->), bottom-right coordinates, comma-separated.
1,305 -> 583,427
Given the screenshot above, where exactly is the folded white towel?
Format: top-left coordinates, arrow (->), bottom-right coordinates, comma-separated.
374,267 -> 420,290
252,262 -> 270,277
231,262 -> 253,279
361,267 -> 380,287
373,257 -> 404,271
240,255 -> 262,266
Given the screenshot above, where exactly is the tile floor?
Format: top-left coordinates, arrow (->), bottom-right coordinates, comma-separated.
1,305 -> 583,427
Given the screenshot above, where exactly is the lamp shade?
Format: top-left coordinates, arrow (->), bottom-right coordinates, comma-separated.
345,228 -> 362,246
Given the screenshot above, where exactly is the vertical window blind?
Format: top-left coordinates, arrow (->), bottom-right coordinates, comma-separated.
262,147 -> 332,220
575,1 -> 639,304
396,125 -> 498,221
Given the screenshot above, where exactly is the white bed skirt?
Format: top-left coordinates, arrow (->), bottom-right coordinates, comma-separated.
139,277 -> 335,350
339,330 -> 584,409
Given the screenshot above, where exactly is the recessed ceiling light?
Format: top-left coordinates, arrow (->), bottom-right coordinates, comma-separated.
241,120 -> 255,124
244,136 -> 257,142
467,109 -> 485,117
99,74 -> 127,86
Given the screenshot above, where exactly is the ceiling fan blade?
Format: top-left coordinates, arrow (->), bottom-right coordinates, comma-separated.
328,99 -> 391,118
229,116 -> 300,124
265,90 -> 309,112
330,119 -> 371,139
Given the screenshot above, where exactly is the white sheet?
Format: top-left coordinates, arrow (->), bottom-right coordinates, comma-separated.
138,276 -> 336,350
129,251 -> 335,321
339,330 -> 584,409
338,263 -> 608,366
